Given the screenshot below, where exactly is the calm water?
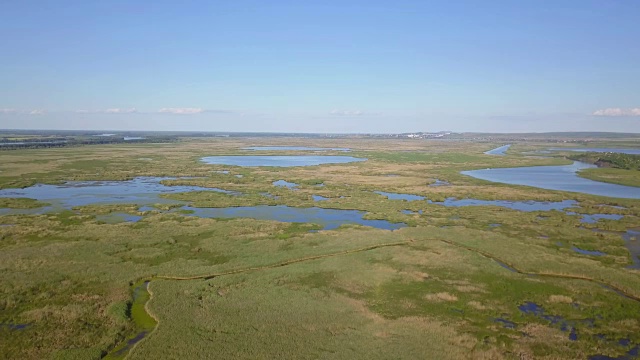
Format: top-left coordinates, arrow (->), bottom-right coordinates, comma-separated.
462,161 -> 640,199
181,205 -> 405,230
0,177 -> 235,210
200,155 -> 366,167
312,195 -> 329,202
374,191 -> 426,201
429,198 -> 577,212
485,144 -> 511,156
429,179 -> 450,187
581,214 -> 624,224
623,230 -> 640,269
572,246 -> 606,256
244,146 -> 351,152
273,180 -> 299,189
548,148 -> 640,155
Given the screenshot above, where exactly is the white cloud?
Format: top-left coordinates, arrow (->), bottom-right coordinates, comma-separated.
592,108 -> 640,117
330,109 -> 365,116
28,109 -> 46,115
104,108 -> 138,114
0,108 -> 17,114
158,107 -> 205,115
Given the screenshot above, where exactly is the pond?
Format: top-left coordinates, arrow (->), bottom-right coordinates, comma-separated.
0,177 -> 235,212
461,161 -> 640,199
374,191 -> 425,201
244,146 -> 351,152
200,155 -> 366,167
180,205 -> 405,231
273,180 -> 299,189
484,144 -> 511,156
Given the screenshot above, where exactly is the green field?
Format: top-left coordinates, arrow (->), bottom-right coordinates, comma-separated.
1,137 -> 640,359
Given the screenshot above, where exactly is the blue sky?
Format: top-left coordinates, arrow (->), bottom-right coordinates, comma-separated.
1,0 -> 639,133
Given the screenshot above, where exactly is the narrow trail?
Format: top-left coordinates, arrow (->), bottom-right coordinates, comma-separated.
154,240 -> 412,281
438,238 -> 640,303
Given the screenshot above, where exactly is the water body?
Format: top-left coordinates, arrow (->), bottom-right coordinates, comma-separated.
549,148 -> 640,155
180,205 -> 405,231
485,145 -> 511,156
244,146 -> 351,152
201,155 -> 366,167
0,177 -> 236,212
518,302 -> 588,341
0,323 -> 30,330
429,179 -> 450,187
273,180 -> 299,189
572,246 -> 606,256
623,230 -> 640,269
401,209 -> 423,215
429,198 -> 577,212
312,195 -> 329,202
494,318 -> 517,329
374,191 -> 426,201
259,192 -> 280,200
124,136 -> 145,141
581,214 -> 624,224
462,162 -> 640,199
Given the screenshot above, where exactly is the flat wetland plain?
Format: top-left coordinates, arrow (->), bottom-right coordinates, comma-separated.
1,137 -> 640,359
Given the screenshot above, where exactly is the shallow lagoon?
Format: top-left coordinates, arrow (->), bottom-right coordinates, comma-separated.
181,205 -> 405,231
462,161 -> 640,199
244,146 -> 351,152
201,155 -> 366,167
0,177 -> 233,210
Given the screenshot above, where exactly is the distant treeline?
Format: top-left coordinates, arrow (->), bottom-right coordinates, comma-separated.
0,136 -> 177,150
570,152 -> 640,170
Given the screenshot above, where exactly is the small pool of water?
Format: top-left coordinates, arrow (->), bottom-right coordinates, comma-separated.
485,144 -> 511,156
201,155 -> 366,167
462,161 -> 640,199
0,323 -> 30,330
494,318 -> 516,329
375,191 -> 425,201
572,246 -> 606,256
581,214 -> 624,224
244,146 -> 351,152
180,205 -> 405,231
273,180 -> 299,189
429,198 -> 577,212
401,209 -> 423,215
519,302 -> 589,341
312,195 -> 329,202
429,179 -> 450,187
623,230 -> 640,269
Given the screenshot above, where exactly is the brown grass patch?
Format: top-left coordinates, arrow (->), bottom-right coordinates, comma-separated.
424,292 -> 458,302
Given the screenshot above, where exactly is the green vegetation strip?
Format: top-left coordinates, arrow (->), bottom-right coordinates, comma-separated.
439,238 -> 640,303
